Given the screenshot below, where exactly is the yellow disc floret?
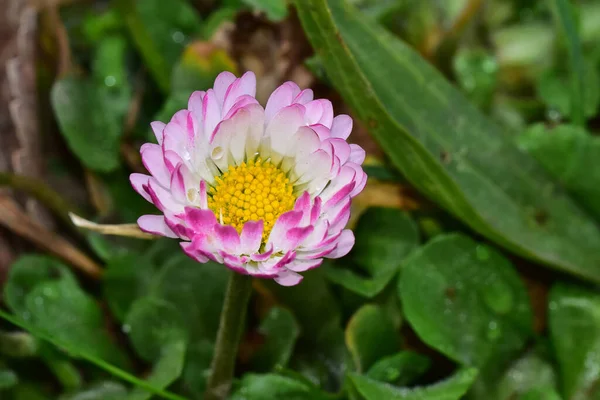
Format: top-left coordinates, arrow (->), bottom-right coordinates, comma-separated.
207,158 -> 296,241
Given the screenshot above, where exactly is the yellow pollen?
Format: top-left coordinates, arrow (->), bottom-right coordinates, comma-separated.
207,158 -> 296,242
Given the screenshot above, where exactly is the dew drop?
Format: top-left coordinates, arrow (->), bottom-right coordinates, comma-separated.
487,320 -> 501,340
171,30 -> 185,43
104,76 -> 116,87
475,245 -> 490,261
483,279 -> 514,315
122,324 -> 131,334
211,146 -> 224,160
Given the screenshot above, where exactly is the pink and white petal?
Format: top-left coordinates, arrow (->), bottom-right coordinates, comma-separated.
162,122 -> 188,156
265,81 -> 301,123
305,99 -> 333,127
147,178 -> 184,213
293,191 -> 311,216
138,215 -> 177,238
291,149 -> 333,186
181,241 -> 210,263
309,124 -> 331,141
351,170 -> 368,198
318,165 -> 357,203
171,163 -> 198,204
240,220 -> 264,254
223,95 -> 259,120
130,173 -> 152,203
214,224 -> 241,253
348,145 -> 365,166
184,207 -> 217,233
303,100 -> 323,126
198,180 -> 208,208
203,90 -> 222,140
298,219 -> 329,249
274,270 -> 303,286
310,197 -> 322,225
280,126 -> 321,173
213,72 -> 237,105
170,109 -> 189,128
209,119 -> 234,171
327,198 -> 352,234
266,104 -> 306,165
164,212 -> 191,240
250,243 -> 274,262
188,90 -> 206,121
279,226 -> 314,252
330,114 -> 353,139
293,88 -> 314,105
150,121 -> 166,145
268,210 -> 303,247
222,71 -> 257,116
226,108 -> 252,165
325,138 -> 351,165
244,104 -> 265,161
344,163 -> 367,197
324,182 -> 355,209
140,143 -> 170,187
286,258 -> 323,272
326,229 -> 355,259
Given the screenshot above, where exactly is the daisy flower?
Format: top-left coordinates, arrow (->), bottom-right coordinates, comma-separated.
131,71 -> 366,286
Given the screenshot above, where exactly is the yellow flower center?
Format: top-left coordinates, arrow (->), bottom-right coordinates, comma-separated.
207,158 -> 296,241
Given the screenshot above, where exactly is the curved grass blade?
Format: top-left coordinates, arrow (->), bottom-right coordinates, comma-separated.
550,0 -> 586,126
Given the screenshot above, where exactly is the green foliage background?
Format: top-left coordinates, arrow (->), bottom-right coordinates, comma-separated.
2,0 -> 600,399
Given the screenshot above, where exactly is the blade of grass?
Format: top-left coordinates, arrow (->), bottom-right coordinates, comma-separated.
0,310 -> 188,400
550,0 -> 585,126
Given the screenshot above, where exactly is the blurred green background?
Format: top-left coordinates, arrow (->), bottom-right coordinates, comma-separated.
1,0 -> 600,399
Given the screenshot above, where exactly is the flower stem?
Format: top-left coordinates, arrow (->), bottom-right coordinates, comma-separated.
204,272 -> 253,400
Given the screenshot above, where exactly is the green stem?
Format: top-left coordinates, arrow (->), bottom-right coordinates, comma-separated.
0,172 -> 79,227
204,272 -> 253,400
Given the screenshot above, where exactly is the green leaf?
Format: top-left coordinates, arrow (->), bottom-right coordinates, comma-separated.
149,256 -> 228,341
0,310 -> 186,400
115,0 -> 202,93
517,124 -> 600,221
59,381 -> 128,400
24,279 -> 127,368
3,255 -> 77,316
103,253 -> 158,322
366,352 -> 430,386
242,0 -> 288,22
346,305 -> 399,373
251,307 -> 300,372
453,48 -> 499,110
51,75 -> 123,172
536,63 -> 600,120
294,0 -> 600,283
326,208 -> 419,298
231,373 -> 331,400
4,255 -> 127,367
0,366 -> 18,390
8,384 -> 50,400
519,387 -> 562,400
264,269 -> 341,346
124,298 -> 188,400
181,340 -> 213,399
92,34 -> 133,125
550,0 -> 586,126
549,283 -> 600,400
496,349 -> 558,400
398,235 -> 532,374
349,368 -> 478,400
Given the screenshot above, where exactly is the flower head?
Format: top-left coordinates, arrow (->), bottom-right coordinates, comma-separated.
131,71 -> 366,286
